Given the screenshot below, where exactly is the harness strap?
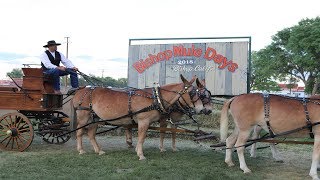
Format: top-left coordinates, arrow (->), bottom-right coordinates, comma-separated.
263,93 -> 275,138
153,87 -> 168,114
302,97 -> 314,138
128,90 -> 136,123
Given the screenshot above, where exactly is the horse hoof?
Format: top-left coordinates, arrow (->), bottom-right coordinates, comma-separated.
79,150 -> 86,155
128,145 -> 134,149
160,149 -> 166,153
250,154 -> 256,158
139,156 -> 146,161
243,169 -> 252,174
172,148 -> 179,152
226,161 -> 234,167
99,151 -> 105,155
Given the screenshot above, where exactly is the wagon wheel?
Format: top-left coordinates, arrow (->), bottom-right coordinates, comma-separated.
39,112 -> 71,144
0,112 -> 34,151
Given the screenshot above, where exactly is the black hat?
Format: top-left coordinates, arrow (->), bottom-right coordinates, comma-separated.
43,40 -> 61,48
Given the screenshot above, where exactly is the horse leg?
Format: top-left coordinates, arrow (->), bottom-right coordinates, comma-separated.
125,127 -> 134,148
76,127 -> 86,155
235,129 -> 252,174
250,125 -> 261,158
270,143 -> 283,162
87,124 -> 105,155
135,121 -> 150,160
159,119 -> 167,152
225,127 -> 239,167
171,123 -> 177,152
309,134 -> 320,180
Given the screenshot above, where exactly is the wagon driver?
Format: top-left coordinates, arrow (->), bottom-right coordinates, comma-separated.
40,40 -> 79,94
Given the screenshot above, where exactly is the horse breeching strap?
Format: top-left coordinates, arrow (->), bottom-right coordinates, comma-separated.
263,93 -> 275,138
302,97 -> 314,138
263,94 -> 315,139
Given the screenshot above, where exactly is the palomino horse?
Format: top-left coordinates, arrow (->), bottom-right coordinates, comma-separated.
220,93 -> 320,180
124,79 -> 213,152
72,75 -> 204,160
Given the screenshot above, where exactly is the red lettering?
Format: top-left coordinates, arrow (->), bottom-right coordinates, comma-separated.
133,60 -> 145,73
173,45 -> 183,56
204,47 -> 217,60
157,52 -> 166,61
194,48 -> 202,57
228,63 -> 238,72
148,54 -> 159,62
214,55 -> 224,64
164,50 -> 172,60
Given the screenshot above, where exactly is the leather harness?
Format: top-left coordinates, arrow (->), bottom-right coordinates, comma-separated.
74,85 -> 199,126
263,93 -> 314,139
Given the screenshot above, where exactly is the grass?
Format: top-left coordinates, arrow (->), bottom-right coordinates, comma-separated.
0,135 -> 314,180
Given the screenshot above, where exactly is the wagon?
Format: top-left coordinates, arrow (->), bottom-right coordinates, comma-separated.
0,67 -> 71,151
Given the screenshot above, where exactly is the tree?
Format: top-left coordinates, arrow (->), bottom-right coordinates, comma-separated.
6,68 -> 23,78
253,16 -> 320,94
250,51 -> 281,92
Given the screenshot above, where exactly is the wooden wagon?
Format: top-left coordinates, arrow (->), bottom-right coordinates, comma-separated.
0,68 -> 71,151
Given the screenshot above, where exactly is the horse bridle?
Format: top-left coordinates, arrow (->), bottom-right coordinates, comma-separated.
189,87 -> 212,106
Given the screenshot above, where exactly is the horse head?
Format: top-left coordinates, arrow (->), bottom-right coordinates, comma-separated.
178,74 -> 204,114
195,78 -> 213,115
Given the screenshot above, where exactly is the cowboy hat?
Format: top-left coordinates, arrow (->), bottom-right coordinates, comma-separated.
43,40 -> 61,48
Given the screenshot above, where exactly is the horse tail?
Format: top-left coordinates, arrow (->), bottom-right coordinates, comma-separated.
220,97 -> 235,142
69,98 -> 77,139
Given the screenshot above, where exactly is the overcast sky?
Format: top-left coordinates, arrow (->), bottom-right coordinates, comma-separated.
0,0 -> 319,79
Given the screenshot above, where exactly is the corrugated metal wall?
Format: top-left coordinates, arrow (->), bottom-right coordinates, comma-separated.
128,42 -> 248,95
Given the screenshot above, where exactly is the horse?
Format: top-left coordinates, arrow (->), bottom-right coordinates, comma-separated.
124,78 -> 213,152
220,93 -> 320,180
249,95 -> 320,163
72,75 -> 205,160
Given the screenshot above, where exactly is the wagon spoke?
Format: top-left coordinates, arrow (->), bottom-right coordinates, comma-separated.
19,127 -> 31,133
11,137 -> 15,149
9,116 -> 14,127
17,134 -> 27,142
4,117 -> 11,127
15,117 -> 22,129
5,137 -> 12,148
1,135 -> 10,143
15,137 -> 20,149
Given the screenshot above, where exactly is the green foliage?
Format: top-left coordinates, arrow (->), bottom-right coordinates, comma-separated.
6,68 -> 23,78
77,75 -> 128,88
250,51 -> 281,92
61,74 -> 127,88
252,16 -> 320,94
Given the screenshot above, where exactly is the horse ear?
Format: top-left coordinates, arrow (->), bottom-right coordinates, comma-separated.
201,79 -> 206,86
196,78 -> 204,88
189,75 -> 196,84
180,74 -> 188,84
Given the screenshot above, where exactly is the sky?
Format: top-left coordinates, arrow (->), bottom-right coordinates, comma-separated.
0,0 -> 319,80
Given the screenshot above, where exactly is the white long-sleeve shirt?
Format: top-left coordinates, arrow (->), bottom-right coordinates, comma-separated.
40,51 -> 75,69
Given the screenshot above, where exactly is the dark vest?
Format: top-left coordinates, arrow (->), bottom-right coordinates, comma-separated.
41,50 -> 61,70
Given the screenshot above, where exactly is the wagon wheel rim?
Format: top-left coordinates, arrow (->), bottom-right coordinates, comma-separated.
41,112 -> 71,144
0,112 -> 34,151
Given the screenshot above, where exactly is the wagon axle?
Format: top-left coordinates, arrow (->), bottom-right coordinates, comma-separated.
6,128 -> 18,137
